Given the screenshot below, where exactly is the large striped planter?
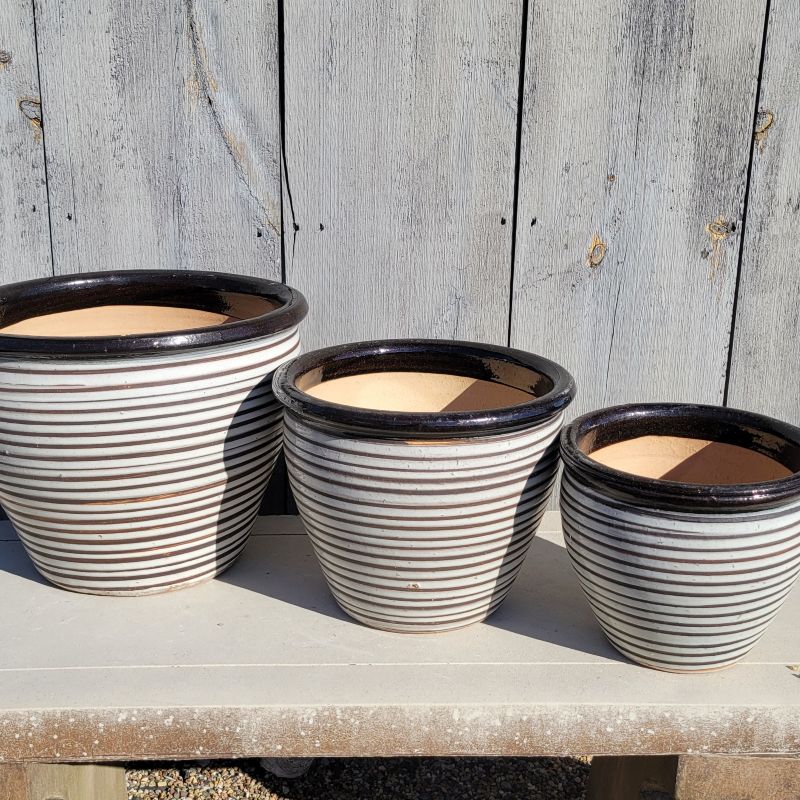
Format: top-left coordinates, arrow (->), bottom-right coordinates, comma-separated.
0,271 -> 306,595
274,340 -> 575,632
560,403 -> 800,672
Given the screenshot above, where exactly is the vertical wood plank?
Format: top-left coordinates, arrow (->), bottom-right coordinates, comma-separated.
283,0 -> 523,352
727,1 -> 800,424
0,763 -> 29,800
26,763 -> 127,800
34,0 -> 281,278
511,1 -> 765,417
0,0 -> 52,281
587,756 -> 678,800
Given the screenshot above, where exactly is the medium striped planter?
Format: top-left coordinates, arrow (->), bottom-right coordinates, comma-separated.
274,340 -> 575,632
0,271 -> 306,595
560,403 -> 800,672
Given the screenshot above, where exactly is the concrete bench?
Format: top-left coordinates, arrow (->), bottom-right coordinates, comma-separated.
1,513 -> 799,799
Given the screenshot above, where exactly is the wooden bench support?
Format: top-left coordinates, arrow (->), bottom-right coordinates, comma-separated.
0,763 -> 126,800
588,755 -> 800,800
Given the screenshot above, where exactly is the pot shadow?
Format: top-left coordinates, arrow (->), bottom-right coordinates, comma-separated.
0,528 -> 51,587
215,379 -> 349,621
485,533 -> 620,660
214,376 -> 292,586
219,428 -> 628,660
213,372 -> 351,624
480,440 -> 625,662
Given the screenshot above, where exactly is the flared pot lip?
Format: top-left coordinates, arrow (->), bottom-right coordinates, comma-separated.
272,338 -> 576,439
0,270 -> 308,357
560,402 -> 800,511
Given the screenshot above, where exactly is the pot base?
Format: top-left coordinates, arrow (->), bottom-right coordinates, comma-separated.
27,540 -> 250,597
329,591 -> 510,634
603,636 -> 744,674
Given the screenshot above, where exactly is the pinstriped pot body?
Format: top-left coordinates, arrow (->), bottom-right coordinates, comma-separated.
0,271 -> 307,595
560,404 -> 800,672
285,411 -> 563,631
274,339 -> 576,633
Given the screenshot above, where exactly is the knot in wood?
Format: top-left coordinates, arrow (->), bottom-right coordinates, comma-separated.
587,233 -> 607,268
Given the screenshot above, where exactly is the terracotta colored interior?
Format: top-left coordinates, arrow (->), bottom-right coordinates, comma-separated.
303,371 -> 535,413
590,435 -> 792,484
0,293 -> 277,337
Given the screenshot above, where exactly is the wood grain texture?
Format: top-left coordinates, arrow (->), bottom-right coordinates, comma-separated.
587,756 -> 678,800
0,763 -> 29,800
34,0 -> 281,278
0,0 -> 51,282
282,0 -> 522,352
26,763 -> 127,800
511,0 -> 766,416
727,0 -> 800,424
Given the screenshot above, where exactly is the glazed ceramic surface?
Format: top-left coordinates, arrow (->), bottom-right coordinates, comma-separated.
273,340 -> 575,632
560,403 -> 800,672
0,271 -> 307,595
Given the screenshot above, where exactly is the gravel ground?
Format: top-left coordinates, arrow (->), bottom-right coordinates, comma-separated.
126,757 -> 591,800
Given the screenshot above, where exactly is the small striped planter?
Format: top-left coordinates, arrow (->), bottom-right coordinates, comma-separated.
274,340 -> 575,632
0,271 -> 306,595
560,403 -> 800,672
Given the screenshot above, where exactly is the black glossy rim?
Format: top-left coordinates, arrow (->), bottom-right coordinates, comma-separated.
561,403 -> 800,511
273,339 -> 576,439
0,270 -> 308,357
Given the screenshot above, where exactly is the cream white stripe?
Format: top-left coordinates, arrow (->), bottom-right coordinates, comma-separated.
285,411 -> 563,632
0,328 -> 299,595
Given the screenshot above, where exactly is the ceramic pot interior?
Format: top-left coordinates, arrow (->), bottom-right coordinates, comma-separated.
589,435 -> 792,484
275,340 -> 574,438
579,410 -> 800,487
296,351 -> 553,414
0,271 -> 307,356
0,292 -> 276,337
301,370 -> 537,413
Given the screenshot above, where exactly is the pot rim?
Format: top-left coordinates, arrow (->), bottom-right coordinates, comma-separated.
272,338 -> 575,439
560,402 -> 800,511
0,270 -> 308,357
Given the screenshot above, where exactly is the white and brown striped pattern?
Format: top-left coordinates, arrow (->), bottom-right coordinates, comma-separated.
560,471 -> 800,672
0,328 -> 300,594
284,411 -> 565,632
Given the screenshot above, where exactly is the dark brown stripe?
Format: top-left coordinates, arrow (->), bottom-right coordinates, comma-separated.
0,439 -> 273,486
2,461 -> 273,521
0,330 -> 297,376
21,515 -> 257,565
0,412 -> 281,451
285,418 -> 560,464
297,506 -> 544,544
288,472 -> 556,515
0,400 -> 280,440
562,471 -> 800,527
0,347 -> 297,394
565,532 -> 800,596
304,519 -> 536,564
587,591 -> 778,634
308,534 -> 534,584
0,381 -> 274,420
571,559 -> 795,616
0,423 -> 281,462
33,535 -> 249,587
10,482 -> 267,540
564,519 -> 800,579
560,503 -> 800,564
285,439 -> 558,489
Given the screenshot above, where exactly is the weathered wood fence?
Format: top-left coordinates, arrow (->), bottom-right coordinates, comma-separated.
1,0 -> 798,506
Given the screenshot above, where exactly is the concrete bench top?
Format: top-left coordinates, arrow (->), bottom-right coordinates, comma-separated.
1,512 -> 798,763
